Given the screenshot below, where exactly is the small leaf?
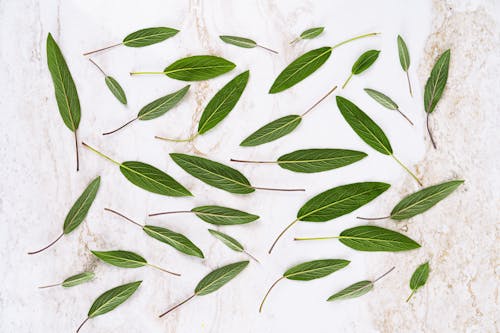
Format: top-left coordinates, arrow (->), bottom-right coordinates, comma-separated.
219,35 -> 257,48
195,261 -> 249,296
91,250 -> 146,268
143,225 -> 204,258
208,229 -> 244,252
163,55 -> 236,81
327,280 -> 373,301
88,281 -> 142,318
198,71 -> 249,134
407,262 -> 430,301
300,27 -> 324,40
123,27 -> 179,47
397,35 -> 410,71
351,50 -> 380,74
339,225 -> 420,252
364,88 -> 398,110
138,85 -> 190,120
283,259 -> 350,281
277,148 -> 367,173
170,153 -> 254,194
424,49 -> 450,114
62,272 -> 95,288
63,177 -> 100,234
104,76 -> 127,105
191,206 -> 259,225
240,115 -> 302,147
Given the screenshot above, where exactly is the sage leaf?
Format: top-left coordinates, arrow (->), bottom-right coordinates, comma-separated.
219,36 -> 278,54
143,225 -> 204,258
342,50 -> 380,88
77,281 -> 142,332
291,27 -> 325,44
259,259 -> 349,312
89,58 -> 127,105
149,205 -> 259,225
364,88 -> 413,125
338,225 -> 420,252
47,33 -> 81,171
208,229 -> 244,251
397,35 -> 413,96
159,261 -> 249,317
407,262 -> 430,302
424,49 -> 450,148
39,272 -> 95,289
240,115 -> 302,146
91,250 -> 180,275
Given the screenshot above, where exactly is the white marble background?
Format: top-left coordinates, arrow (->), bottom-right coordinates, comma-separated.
1,0 -> 498,332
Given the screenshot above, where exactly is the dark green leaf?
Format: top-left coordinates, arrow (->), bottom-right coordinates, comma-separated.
240,115 -> 302,146
351,50 -> 380,74
198,71 -> 249,134
339,225 -> 420,252
219,35 -> 256,48
408,262 -> 430,301
62,272 -> 95,288
327,280 -> 373,301
194,261 -> 249,296
63,177 -> 100,234
105,76 -> 127,105
138,85 -> 190,120
283,259 -> 349,281
88,281 -> 142,318
424,50 -> 450,113
397,35 -> 410,71
143,225 -> 204,258
208,229 -> 244,252
191,206 -> 259,225
277,148 -> 367,173
364,88 -> 398,110
300,27 -> 324,40
91,250 -> 146,268
163,55 -> 236,81
123,27 -> 179,47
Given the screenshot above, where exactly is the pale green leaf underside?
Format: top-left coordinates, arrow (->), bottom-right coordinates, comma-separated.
63,177 -> 100,234
240,115 -> 302,147
195,261 -> 249,296
138,85 -> 190,120
91,250 -> 147,268
364,88 -> 398,110
339,225 -> 420,252
327,280 -> 373,301
191,206 -> 259,225
351,50 -> 380,74
284,259 -> 350,281
88,281 -> 142,318
208,229 -> 244,252
410,262 -> 430,290
163,55 -> 236,81
143,225 -> 204,258
300,27 -> 324,40
123,27 -> 179,47
62,272 -> 95,288
219,35 -> 256,48
397,35 -> 410,71
424,50 -> 450,113
105,76 -> 127,105
277,148 -> 367,173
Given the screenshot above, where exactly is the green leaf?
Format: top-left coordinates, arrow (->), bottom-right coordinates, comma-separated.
397,35 -> 410,71
300,27 -> 324,40
191,206 -> 259,225
105,76 -> 127,105
297,182 -> 390,222
327,280 -> 373,301
219,35 -> 256,48
88,281 -> 142,318
364,88 -> 398,110
123,27 -> 179,47
277,148 -> 367,173
119,161 -> 192,197
143,225 -> 204,258
240,115 -> 302,146
170,153 -> 254,194
163,55 -> 236,81
351,50 -> 380,74
407,262 -> 430,301
336,96 -> 392,155
390,180 -> 463,220
269,47 -> 332,93
138,85 -> 190,120
198,71 -> 249,134
62,272 -> 95,288
63,177 -> 100,234
424,50 -> 450,113
284,259 -> 349,281
339,225 -> 420,252
91,250 -> 146,268
194,261 -> 249,296
208,229 -> 244,252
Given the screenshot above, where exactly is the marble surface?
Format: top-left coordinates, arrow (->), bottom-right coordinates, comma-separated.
1,0 -> 498,332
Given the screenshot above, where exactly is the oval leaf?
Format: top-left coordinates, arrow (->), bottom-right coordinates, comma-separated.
364,88 -> 398,110
339,225 -> 420,252
424,49 -> 450,113
119,161 -> 192,197
300,27 -> 324,40
208,229 -> 244,252
123,27 -> 179,47
191,206 -> 259,225
219,35 -> 256,48
409,262 -> 430,295
138,85 -> 190,120
269,47 -> 332,93
277,148 -> 367,173
297,182 -> 390,222
336,96 -> 393,155
390,180 -> 463,220
91,250 -> 146,268
352,50 -> 380,74
62,272 -> 95,288
240,115 -> 302,147
63,177 -> 100,234
143,225 -> 204,258
198,71 -> 249,134
194,261 -> 249,296
88,281 -> 142,318
105,76 -> 127,105
163,55 -> 236,81
397,35 -> 410,71
170,153 -> 254,194
284,259 -> 350,281
327,280 -> 373,301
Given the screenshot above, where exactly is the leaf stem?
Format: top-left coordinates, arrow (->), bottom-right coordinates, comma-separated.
102,117 -> 138,136
230,158 -> 276,164
159,294 -> 196,318
390,154 -> 423,186
146,263 -> 181,276
130,71 -> 165,76
81,142 -> 120,166
331,32 -> 380,50
243,250 -> 260,263
154,133 -> 199,143
356,215 -> 391,221
406,289 -> 416,302
301,85 -> 338,117
148,210 -> 192,217
251,186 -> 305,192
259,276 -> 284,312
406,71 -> 413,97
426,113 -> 437,149
268,219 -> 299,254
373,266 -> 395,283
256,44 -> 279,54
88,58 -> 106,76
74,130 -> 79,172
76,317 -> 90,333
83,42 -> 122,56
38,282 -> 62,289
294,235 -> 338,241
342,73 -> 353,89
289,37 -> 300,45
396,109 -> 414,126
27,232 -> 64,255
104,208 -> 144,228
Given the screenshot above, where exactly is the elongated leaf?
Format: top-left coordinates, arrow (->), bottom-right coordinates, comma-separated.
143,225 -> 204,258
240,115 -> 302,147
269,47 -> 332,93
409,262 -> 429,300
336,96 -> 392,155
198,71 -> 249,134
390,180 -> 463,220
339,225 -> 420,252
170,153 -> 254,194
163,55 -> 236,81
119,161 -> 191,197
284,259 -> 349,281
219,35 -> 256,48
277,148 -> 367,173
191,206 -> 259,225
88,281 -> 142,318
424,50 -> 450,113
195,261 -> 249,296
300,27 -> 324,40
327,280 -> 373,301
364,88 -> 398,110
105,76 -> 127,105
397,35 -> 410,71
297,182 -> 389,222
63,177 -> 100,234
123,27 -> 179,47
138,85 -> 190,120
352,50 -> 380,74
208,229 -> 244,252
62,272 -> 95,288
91,250 -> 146,268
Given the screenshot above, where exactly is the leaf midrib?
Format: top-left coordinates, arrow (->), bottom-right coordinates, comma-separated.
279,154 -> 361,165
64,182 -> 98,233
90,284 -> 136,317
339,235 -> 413,246
392,183 -> 459,217
196,266 -> 242,295
125,30 -> 176,44
139,89 -> 185,119
246,115 -> 301,144
121,163 -> 187,196
145,227 -> 194,253
426,54 -> 448,112
165,65 -> 233,75
199,84 -> 240,133
194,211 -> 254,219
285,264 -> 344,279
